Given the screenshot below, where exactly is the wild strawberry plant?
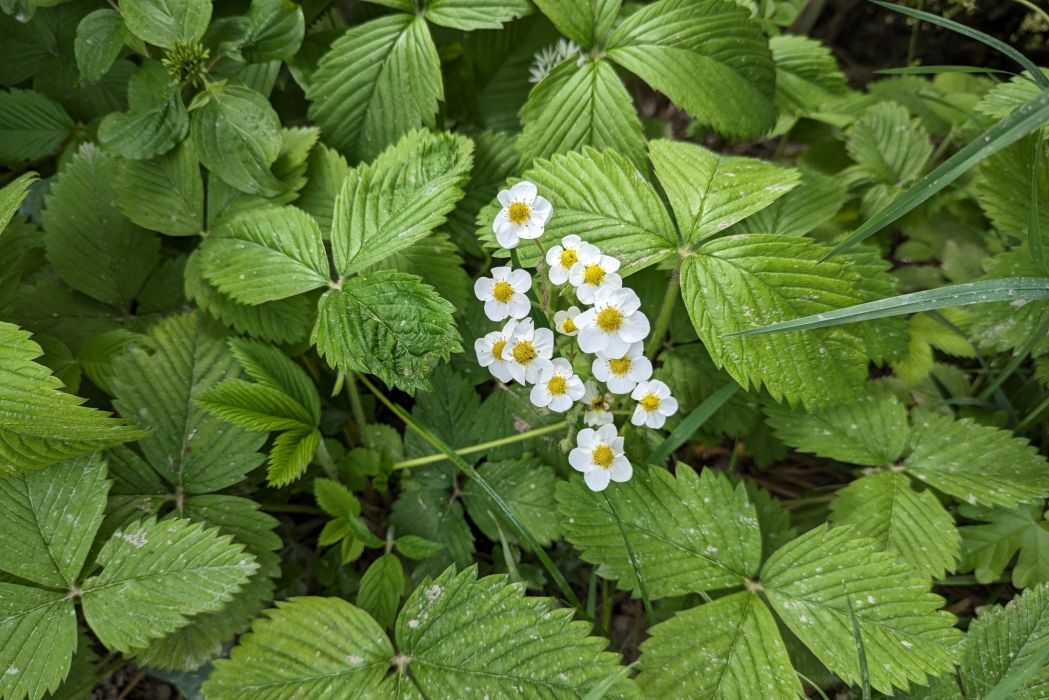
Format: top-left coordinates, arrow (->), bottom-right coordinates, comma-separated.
1,0 -> 1049,698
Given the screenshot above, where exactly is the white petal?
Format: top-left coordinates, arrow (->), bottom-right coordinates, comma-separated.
549,266 -> 569,285
531,196 -> 553,224
509,268 -> 531,289
519,221 -> 544,239
533,328 -> 555,358
549,395 -> 572,412
568,264 -> 585,287
575,284 -> 597,304
563,234 -> 581,248
631,382 -> 651,400
530,384 -> 551,407
607,375 -> 636,395
509,180 -> 537,204
647,412 -> 667,429
660,396 -> 679,416
507,363 -> 527,384
631,405 -> 646,426
577,326 -> 606,354
574,308 -> 596,329
545,246 -> 562,267
490,363 -> 513,383
569,448 -> 591,472
591,359 -> 610,382
473,277 -> 493,301
584,469 -> 611,491
602,335 -> 630,358
619,313 -> 650,343
497,190 -> 512,207
616,288 -> 641,314
602,256 -> 621,274
495,224 -> 520,249
609,459 -> 632,483
596,423 -> 618,442
484,300 -> 508,321
576,428 -> 597,449
508,294 -> 531,319
630,356 -> 653,382
549,357 -> 573,374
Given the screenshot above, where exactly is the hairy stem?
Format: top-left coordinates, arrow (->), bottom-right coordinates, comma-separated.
645,262 -> 681,357
393,422 -> 567,469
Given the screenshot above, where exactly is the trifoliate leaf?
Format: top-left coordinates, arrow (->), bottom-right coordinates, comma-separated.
770,34 -> 847,118
313,272 -> 461,393
199,206 -> 330,304
81,516 -> 257,653
960,583 -> 1049,699
357,553 -> 404,629
120,0 -> 211,48
649,139 -> 799,246
905,412 -> 1049,507
74,9 -> 126,82
606,0 -> 775,139
847,101 -> 932,186
766,383 -> 909,466
531,0 -> 618,47
115,141 -> 204,236
0,454 -> 108,588
43,145 -> 160,306
831,472 -> 959,579
681,235 -> 868,409
332,129 -> 472,277
958,503 -> 1049,589
638,591 -> 801,699
481,147 -> 676,273
0,322 -> 141,474
0,585 -> 77,700
227,0 -> 305,63
111,312 -> 265,493
371,233 -> 471,311
98,61 -> 189,160
189,81 -> 285,196
0,172 -> 37,234
0,89 -> 73,164
425,0 -> 531,30
761,525 -> 962,694
517,59 -> 647,171
308,14 -> 441,161
462,457 -> 561,548
730,166 -> 848,237
558,467 -> 761,598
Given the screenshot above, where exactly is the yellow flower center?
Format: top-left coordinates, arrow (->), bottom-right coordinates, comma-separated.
507,201 -> 531,225
547,375 -> 568,396
492,280 -> 514,303
596,307 -> 624,332
559,247 -> 578,268
511,341 -> 537,365
561,316 -> 577,334
640,394 -> 661,412
583,264 -> 605,286
592,444 -> 614,469
608,356 -> 631,376
491,339 -> 507,361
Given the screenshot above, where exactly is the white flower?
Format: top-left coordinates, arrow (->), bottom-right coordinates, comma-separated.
568,246 -> 621,304
575,287 -> 651,358
474,320 -> 518,383
473,266 -> 531,322
569,424 -> 632,492
630,380 -> 679,429
554,306 -> 582,336
545,235 -> 595,286
581,380 -> 613,427
592,341 -> 652,394
529,358 -> 585,412
529,38 -> 580,84
504,318 -> 554,384
492,181 -> 552,249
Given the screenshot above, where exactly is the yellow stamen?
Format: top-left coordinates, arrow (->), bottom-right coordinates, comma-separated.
512,341 -> 537,365
492,280 -> 514,303
559,247 -> 578,268
640,394 -> 661,412
608,356 -> 631,376
561,316 -> 577,334
547,375 -> 568,396
590,396 -> 609,411
592,444 -> 614,469
583,264 -> 605,286
507,201 -> 531,225
596,307 -> 624,332
492,339 -> 507,361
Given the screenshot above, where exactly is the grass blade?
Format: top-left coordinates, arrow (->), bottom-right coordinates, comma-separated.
872,1 -> 1049,88
735,277 -> 1049,336
826,88 -> 1049,258
647,382 -> 739,465
1031,131 -> 1045,271
844,588 -> 871,700
876,65 -> 1015,76
582,661 -> 637,700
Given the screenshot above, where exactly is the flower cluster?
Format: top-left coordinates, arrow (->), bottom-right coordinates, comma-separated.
474,181 -> 678,492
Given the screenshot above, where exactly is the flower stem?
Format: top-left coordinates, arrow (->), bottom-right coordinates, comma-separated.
314,438 -> 340,481
644,262 -> 681,357
344,372 -> 371,448
392,422 -> 567,470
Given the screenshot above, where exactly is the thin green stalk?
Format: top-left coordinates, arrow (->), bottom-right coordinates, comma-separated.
645,262 -> 681,357
345,372 -> 371,448
977,312 -> 1049,401
1018,394 -> 1049,430
845,588 -> 871,700
1030,129 -> 1046,272
1012,0 -> 1049,26
603,492 -> 654,626
392,422 -> 568,469
314,439 -> 340,481
358,374 -> 586,614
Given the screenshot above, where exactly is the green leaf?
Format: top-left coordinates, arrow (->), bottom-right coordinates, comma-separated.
0,322 -> 141,474
847,102 -> 932,186
229,338 -> 320,423
531,0 -> 619,48
0,89 -> 73,163
357,553 -> 404,629
638,591 -> 801,698
681,235 -> 869,408
905,412 -> 1049,507
74,9 -> 126,81
81,516 -> 257,653
649,139 -> 799,246
333,129 -> 472,276
646,381 -> 741,466
0,454 -> 108,588
960,583 -> 1049,699
313,271 -> 461,393
481,147 -> 676,273
199,206 -> 329,304
395,535 -> 445,560
425,0 -> 532,30
975,136 -> 1049,241
115,141 -> 204,236
831,472 -> 960,579
98,61 -> 189,160
606,0 -> 776,139
196,380 -> 316,432
976,70 -> 1049,121
557,467 -> 761,598
267,428 -> 321,486
517,59 -> 647,171
958,503 -> 1049,589
120,0 -> 211,48
308,14 -> 441,162
227,0 -> 304,63
203,596 -> 393,699
371,233 -> 471,311
190,81 -> 285,196
462,457 -> 561,548
765,383 -> 909,466
770,34 -> 847,117
761,525 -> 962,695
730,166 -> 848,237
296,143 -> 349,234
314,477 -> 360,518
0,172 -> 37,234
391,468 -> 474,576
0,585 -> 77,700
43,144 -> 160,306
111,312 -> 265,493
